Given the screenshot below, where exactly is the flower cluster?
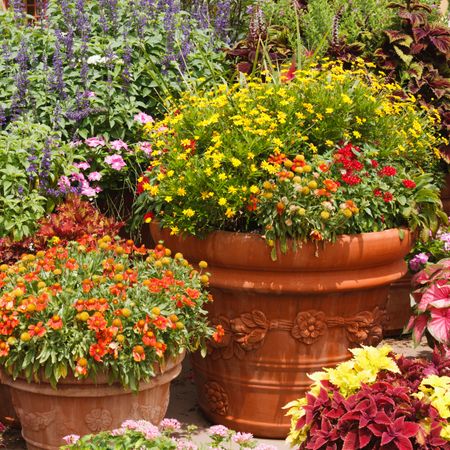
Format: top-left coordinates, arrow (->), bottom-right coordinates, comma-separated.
58,118 -> 154,197
406,258 -> 450,349
408,222 -> 450,273
62,419 -> 276,450
133,62 -> 444,247
0,237 -> 214,390
285,345 -> 450,449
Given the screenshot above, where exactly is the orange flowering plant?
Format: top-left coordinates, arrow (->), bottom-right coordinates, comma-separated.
0,236 -> 215,390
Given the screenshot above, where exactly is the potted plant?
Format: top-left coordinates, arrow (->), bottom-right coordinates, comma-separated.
285,345 -> 450,449
406,256 -> 450,351
0,236 -> 215,450
132,61 -> 445,437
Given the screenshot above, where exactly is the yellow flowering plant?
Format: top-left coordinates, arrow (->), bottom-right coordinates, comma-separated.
132,62 -> 446,251
284,346 -> 450,449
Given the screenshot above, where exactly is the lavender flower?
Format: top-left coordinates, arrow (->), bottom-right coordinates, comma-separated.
11,39 -> 30,119
191,0 -> 210,29
0,106 -> 6,128
49,34 -> 67,99
410,253 -> 430,272
213,0 -> 231,41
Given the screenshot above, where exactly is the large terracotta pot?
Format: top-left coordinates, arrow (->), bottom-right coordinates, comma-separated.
0,383 -> 19,427
384,272 -> 413,337
440,173 -> 450,216
0,352 -> 185,450
151,224 -> 412,438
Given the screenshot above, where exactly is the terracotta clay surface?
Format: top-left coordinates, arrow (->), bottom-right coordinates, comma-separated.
0,384 -> 19,428
385,273 -> 413,337
151,225 -> 412,438
0,352 -> 184,450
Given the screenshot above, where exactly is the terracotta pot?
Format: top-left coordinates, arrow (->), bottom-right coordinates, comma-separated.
151,224 -> 412,438
0,384 -> 20,428
0,352 -> 185,450
440,173 -> 450,216
384,272 -> 413,337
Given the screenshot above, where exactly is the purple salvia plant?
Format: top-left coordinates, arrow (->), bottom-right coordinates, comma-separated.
65,91 -> 90,122
191,0 -> 210,29
11,39 -> 30,119
213,0 -> 231,42
59,0 -> 73,28
49,33 -> 67,99
12,0 -> 25,21
121,43 -> 132,89
178,22 -> 192,70
0,106 -> 6,128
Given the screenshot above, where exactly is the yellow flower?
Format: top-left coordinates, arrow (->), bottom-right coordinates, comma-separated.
325,108 -> 334,114
341,93 -> 353,104
352,131 -> 362,139
177,187 -> 186,196
249,185 -> 260,194
218,198 -> 227,206
225,208 -> 235,218
230,157 -> 241,167
228,186 -> 238,194
182,208 -> 195,218
148,185 -> 159,195
170,226 -> 179,235
165,196 -> 173,202
218,173 -> 227,181
201,191 -> 214,200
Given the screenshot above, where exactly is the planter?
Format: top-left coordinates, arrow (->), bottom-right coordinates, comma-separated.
151,224 -> 412,438
0,352 -> 185,450
384,272 -> 413,337
0,384 -> 19,428
440,173 -> 450,216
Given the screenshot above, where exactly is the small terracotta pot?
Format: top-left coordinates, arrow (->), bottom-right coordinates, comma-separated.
384,272 -> 413,337
150,225 -> 412,438
1,352 -> 185,450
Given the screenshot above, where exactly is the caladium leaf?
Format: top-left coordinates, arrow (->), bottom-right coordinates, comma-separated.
428,308 -> 450,344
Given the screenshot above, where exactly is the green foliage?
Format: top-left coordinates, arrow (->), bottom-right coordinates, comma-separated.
0,0 -> 230,141
0,121 -> 74,240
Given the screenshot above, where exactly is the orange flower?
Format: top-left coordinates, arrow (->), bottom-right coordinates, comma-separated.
28,321 -> 46,338
0,341 -> 10,357
47,315 -> 63,330
212,325 -> 225,343
142,330 -> 156,347
310,230 -> 323,241
132,345 -> 146,362
323,179 -> 339,192
153,316 -> 169,330
87,312 -> 107,332
89,342 -> 107,362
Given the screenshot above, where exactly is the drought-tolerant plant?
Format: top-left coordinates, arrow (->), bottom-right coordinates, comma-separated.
132,62 -> 445,252
285,345 -> 450,449
0,238 -> 215,390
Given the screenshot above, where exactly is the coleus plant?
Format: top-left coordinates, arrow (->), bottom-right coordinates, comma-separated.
406,257 -> 450,350
0,196 -> 123,265
285,345 -> 450,449
374,0 -> 450,159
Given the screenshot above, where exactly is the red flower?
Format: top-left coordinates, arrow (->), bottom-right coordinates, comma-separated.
402,179 -> 416,189
89,342 -> 107,362
281,61 -> 296,83
87,312 -> 107,332
153,316 -> 169,330
246,195 -> 258,212
379,166 -> 397,177
28,321 -> 46,337
143,330 -> 156,347
371,160 -> 379,168
136,176 -> 150,195
374,188 -> 383,197
144,212 -> 155,224
341,174 -> 362,185
383,192 -> 394,202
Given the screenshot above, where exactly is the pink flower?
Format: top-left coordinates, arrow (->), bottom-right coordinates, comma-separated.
105,154 -> 126,171
409,253 -> 429,272
73,162 -> 91,170
110,139 -> 128,151
70,172 -> 86,183
208,425 -> 229,437
231,432 -> 253,445
58,176 -> 71,190
139,142 -> 153,155
134,112 -> 154,124
85,137 -> 105,147
81,184 -> 98,198
88,171 -> 102,181
159,418 -> 181,431
62,434 -> 80,444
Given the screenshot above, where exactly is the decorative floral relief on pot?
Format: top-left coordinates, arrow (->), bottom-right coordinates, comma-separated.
209,307 -> 386,359
15,408 -> 56,432
130,395 -> 170,423
85,408 -> 113,432
203,381 -> 229,416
